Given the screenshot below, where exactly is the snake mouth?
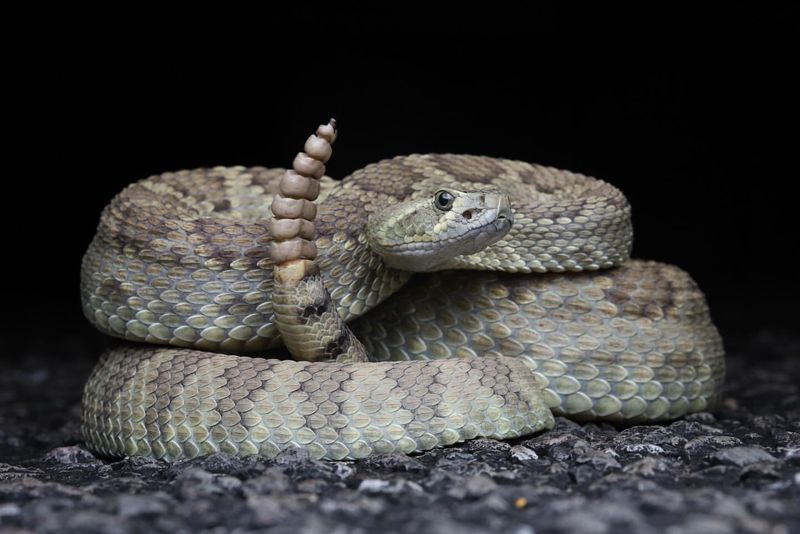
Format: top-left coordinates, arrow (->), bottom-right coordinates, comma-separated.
478,215 -> 513,246
377,213 -> 511,272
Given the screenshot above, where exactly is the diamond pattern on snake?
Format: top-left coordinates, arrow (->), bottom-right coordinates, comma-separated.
81,120 -> 724,460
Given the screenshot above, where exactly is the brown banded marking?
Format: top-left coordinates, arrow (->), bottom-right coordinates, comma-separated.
82,154 -> 634,353
80,119 -> 723,461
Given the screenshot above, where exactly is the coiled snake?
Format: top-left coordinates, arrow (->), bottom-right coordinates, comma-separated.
81,120 -> 724,460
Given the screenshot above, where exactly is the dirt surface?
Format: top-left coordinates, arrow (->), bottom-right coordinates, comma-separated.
1,329 -> 798,533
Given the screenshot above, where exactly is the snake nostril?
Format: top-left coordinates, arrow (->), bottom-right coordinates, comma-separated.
462,210 -> 473,220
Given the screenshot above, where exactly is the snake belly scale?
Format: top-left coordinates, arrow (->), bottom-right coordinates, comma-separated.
81,122 -> 724,460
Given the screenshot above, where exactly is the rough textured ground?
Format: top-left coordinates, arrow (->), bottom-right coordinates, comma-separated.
1,329 -> 798,533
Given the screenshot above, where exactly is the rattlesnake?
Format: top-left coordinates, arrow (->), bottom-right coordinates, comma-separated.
81,120 -> 724,460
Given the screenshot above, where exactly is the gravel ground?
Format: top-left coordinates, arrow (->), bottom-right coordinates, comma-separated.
1,329 -> 798,533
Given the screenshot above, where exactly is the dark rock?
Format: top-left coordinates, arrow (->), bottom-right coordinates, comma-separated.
241,467 -> 291,495
711,446 -> 776,467
614,426 -> 686,456
525,430 -> 582,450
572,443 -> 621,471
666,515 -> 734,534
296,478 -> 329,493
689,465 -> 741,485
359,477 -> 424,495
551,417 -> 586,433
685,412 -> 717,424
359,452 -> 426,473
446,474 -> 497,499
683,435 -> 744,465
0,503 -> 21,521
115,493 -> 172,517
572,464 -> 601,485
274,447 -> 312,466
620,442 -> 667,455
739,460 -> 783,484
509,445 -> 539,462
115,455 -> 169,478
41,446 -> 99,465
176,452 -> 248,474
544,460 -> 573,488
588,472 -> 661,493
0,464 -> 44,481
637,487 -> 686,514
548,443 -> 574,463
319,493 -> 386,517
174,467 -> 242,499
622,456 -> 674,477
463,439 -> 512,454
246,495 -> 294,527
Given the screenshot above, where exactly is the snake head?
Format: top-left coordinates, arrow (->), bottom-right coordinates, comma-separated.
366,188 -> 514,272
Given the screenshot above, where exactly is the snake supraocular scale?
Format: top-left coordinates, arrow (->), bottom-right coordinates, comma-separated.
80,125 -> 724,460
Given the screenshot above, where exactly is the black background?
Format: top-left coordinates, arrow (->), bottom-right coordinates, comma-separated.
4,5 -> 798,357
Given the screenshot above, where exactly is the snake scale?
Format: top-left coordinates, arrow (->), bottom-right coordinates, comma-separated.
81,120 -> 725,461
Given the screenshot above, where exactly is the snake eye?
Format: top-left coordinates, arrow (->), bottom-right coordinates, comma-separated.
433,190 -> 455,211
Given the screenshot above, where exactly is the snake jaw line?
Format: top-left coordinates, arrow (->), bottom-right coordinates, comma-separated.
379,216 -> 513,272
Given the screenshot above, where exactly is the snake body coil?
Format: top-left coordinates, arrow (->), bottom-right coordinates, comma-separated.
81,121 -> 724,460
